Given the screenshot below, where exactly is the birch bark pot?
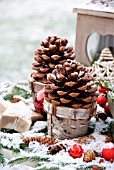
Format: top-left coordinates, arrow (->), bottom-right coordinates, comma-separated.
107,91 -> 114,118
28,73 -> 45,98
44,99 -> 96,139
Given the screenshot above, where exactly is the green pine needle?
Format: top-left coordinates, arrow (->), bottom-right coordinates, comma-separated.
103,82 -> 109,88
8,156 -> 30,167
95,81 -> 101,86
12,148 -> 20,154
0,144 -> 2,149
20,143 -> 28,150
37,126 -> 47,133
36,168 -> 59,170
0,143 -> 20,154
0,153 -> 6,167
8,156 -> 49,167
101,120 -> 114,137
4,85 -> 31,100
86,164 -> 105,170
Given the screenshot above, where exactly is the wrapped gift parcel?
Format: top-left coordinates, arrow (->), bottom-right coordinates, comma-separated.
0,101 -> 32,132
0,102 -> 7,116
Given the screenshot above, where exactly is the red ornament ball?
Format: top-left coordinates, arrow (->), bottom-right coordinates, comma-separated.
96,96 -> 107,106
102,148 -> 114,162
34,88 -> 45,113
99,158 -> 105,163
36,88 -> 44,101
69,144 -> 84,158
98,86 -> 107,93
92,165 -> 99,170
103,102 -> 111,115
34,98 -> 44,112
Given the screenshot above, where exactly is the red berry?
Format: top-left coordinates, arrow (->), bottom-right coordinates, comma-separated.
96,96 -> 107,106
98,86 -> 107,93
104,103 -> 111,114
99,158 -> 105,163
92,165 -> 99,170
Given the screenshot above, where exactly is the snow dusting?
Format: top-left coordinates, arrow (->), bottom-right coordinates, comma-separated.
75,0 -> 114,13
0,119 -> 114,169
0,83 -> 114,169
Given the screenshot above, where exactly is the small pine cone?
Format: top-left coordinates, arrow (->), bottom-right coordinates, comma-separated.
23,137 -> 32,145
31,35 -> 76,84
23,136 -> 56,146
46,59 -> 97,109
83,150 -> 97,162
74,134 -> 95,144
42,137 -> 49,144
10,97 -> 21,103
34,136 -> 55,145
48,143 -> 66,155
105,135 -> 113,143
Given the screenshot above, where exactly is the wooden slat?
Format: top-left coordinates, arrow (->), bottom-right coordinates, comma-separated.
73,8 -> 114,18
44,99 -> 95,119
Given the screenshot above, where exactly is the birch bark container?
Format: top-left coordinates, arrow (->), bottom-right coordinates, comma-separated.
28,73 -> 45,98
44,99 -> 96,139
107,91 -> 114,118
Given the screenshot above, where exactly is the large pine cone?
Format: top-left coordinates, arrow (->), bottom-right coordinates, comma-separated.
45,59 -> 97,109
31,35 -> 76,84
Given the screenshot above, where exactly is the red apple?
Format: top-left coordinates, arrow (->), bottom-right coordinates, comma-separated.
96,96 -> 107,106
104,102 -> 111,114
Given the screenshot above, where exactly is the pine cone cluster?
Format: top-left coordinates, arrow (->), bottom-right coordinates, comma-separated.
23,136 -> 56,145
45,59 -> 97,109
83,150 -> 97,162
48,143 -> 66,155
74,134 -> 95,144
105,135 -> 113,143
31,35 -> 76,84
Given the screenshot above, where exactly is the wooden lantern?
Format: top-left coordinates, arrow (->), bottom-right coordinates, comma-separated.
73,6 -> 114,66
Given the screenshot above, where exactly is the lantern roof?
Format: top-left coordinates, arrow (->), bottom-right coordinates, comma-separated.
73,0 -> 114,14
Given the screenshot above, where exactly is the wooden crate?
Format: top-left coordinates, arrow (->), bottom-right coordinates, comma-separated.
44,99 -> 96,139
